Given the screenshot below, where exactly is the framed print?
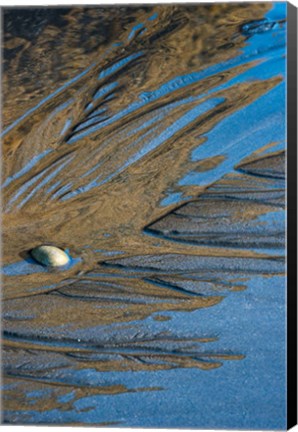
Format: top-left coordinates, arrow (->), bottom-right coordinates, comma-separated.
1,1 -> 297,429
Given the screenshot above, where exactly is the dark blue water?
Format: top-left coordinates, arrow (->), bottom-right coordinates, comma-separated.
23,275 -> 285,429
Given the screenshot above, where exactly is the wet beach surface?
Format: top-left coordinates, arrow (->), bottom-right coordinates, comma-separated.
2,3 -> 286,427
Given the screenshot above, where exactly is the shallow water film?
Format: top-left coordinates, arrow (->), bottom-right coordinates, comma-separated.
2,2 -> 286,428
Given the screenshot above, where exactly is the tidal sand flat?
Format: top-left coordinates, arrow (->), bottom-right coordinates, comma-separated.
2,3 -> 286,428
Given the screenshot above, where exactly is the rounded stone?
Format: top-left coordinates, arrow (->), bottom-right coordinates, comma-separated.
31,245 -> 70,267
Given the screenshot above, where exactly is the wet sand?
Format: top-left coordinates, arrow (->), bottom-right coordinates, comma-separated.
2,3 -> 286,427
